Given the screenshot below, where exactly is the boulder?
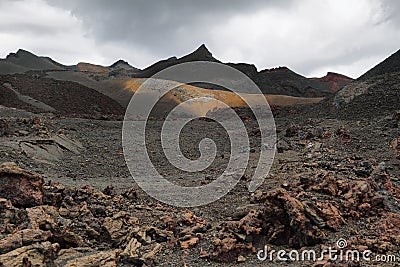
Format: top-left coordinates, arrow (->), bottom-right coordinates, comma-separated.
0,163 -> 43,207
56,249 -> 119,267
0,229 -> 51,254
262,188 -> 323,247
0,241 -> 58,267
0,119 -> 8,136
0,198 -> 29,238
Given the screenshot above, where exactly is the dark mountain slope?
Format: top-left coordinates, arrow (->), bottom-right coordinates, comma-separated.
359,49 -> 400,80
2,49 -> 64,72
138,45 -> 352,97
329,48 -> 400,119
0,46 -> 353,98
0,74 -> 124,118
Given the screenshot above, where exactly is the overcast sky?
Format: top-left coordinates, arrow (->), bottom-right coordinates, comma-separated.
0,0 -> 399,78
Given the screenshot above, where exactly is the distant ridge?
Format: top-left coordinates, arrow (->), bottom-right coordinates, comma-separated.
358,48 -> 400,80
333,48 -> 400,118
139,44 -> 220,77
0,45 -> 353,97
5,49 -> 63,71
179,44 -> 219,62
109,59 -> 137,70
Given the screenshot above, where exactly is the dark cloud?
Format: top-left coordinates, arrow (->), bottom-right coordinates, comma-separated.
1,0 -> 400,77
382,0 -> 400,24
45,0 -> 293,57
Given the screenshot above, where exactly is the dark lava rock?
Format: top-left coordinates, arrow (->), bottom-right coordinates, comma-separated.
0,162 -> 43,207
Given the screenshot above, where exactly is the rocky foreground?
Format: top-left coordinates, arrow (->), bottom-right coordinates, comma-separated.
0,106 -> 399,266
1,147 -> 400,266
0,42 -> 399,267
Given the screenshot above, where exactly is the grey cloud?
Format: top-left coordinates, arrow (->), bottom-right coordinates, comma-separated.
382,0 -> 400,24
299,41 -> 399,78
2,0 -> 400,77
45,0 -> 294,58
0,23 -> 60,36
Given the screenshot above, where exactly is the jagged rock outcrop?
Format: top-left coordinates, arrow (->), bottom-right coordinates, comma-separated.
0,162 -> 44,207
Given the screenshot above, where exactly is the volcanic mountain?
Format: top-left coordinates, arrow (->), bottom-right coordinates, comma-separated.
0,45 -> 354,118
358,48 -> 400,80
334,48 -> 400,118
0,45 -> 352,98
0,73 -> 124,119
135,45 -> 352,97
0,49 -> 63,74
138,44 -> 219,78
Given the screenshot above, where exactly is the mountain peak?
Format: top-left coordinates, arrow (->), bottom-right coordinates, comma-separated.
180,44 -> 217,62
194,44 -> 211,56
2,49 -> 62,72
16,49 -> 33,55
6,49 -> 37,59
109,59 -> 133,69
111,59 -> 129,65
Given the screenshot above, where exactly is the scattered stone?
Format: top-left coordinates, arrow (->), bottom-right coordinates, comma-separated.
42,181 -> 65,206
354,160 -> 373,177
312,128 -> 324,138
0,119 -> 8,137
285,124 -> 298,137
335,126 -> 351,142
391,138 -> 400,159
0,163 -> 43,207
277,139 -> 290,153
16,130 -> 29,136
199,248 -> 210,258
0,229 -> 51,254
122,187 -> 137,200
237,255 -> 246,262
0,198 -> 29,239
0,241 -> 57,267
102,185 -> 117,196
59,249 -> 119,267
391,110 -> 400,128
180,237 -> 199,251
261,188 -> 323,247
1,115 -> 399,266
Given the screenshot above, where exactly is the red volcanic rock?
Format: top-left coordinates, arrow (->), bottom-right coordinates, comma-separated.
0,228 -> 52,254
318,72 -> 353,83
261,188 -> 324,247
313,72 -> 353,93
0,163 -> 44,207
